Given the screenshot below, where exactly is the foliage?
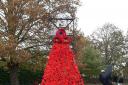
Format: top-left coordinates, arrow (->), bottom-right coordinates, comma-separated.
90,23 -> 126,75
0,0 -> 79,85
0,68 -> 42,85
75,35 -> 102,80
0,0 -> 79,65
82,44 -> 101,74
0,68 -> 10,85
20,50 -> 47,72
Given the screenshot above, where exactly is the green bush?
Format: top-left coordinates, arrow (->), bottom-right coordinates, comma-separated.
0,68 -> 42,85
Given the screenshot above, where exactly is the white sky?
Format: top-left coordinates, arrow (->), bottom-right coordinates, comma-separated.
76,0 -> 128,36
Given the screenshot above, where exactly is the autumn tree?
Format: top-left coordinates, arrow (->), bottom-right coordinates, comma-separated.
74,35 -> 87,65
75,35 -> 101,80
0,0 -> 79,85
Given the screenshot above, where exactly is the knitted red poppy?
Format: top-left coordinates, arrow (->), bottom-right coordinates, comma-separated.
41,28 -> 84,85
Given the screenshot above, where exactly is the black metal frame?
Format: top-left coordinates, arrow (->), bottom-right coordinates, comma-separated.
48,18 -> 75,30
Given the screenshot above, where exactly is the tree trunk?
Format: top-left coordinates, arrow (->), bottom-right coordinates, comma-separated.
8,63 -> 20,85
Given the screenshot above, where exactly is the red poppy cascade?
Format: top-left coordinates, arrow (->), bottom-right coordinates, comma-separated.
41,28 -> 84,85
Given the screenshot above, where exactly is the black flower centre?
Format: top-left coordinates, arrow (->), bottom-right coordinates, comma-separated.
59,31 -> 63,35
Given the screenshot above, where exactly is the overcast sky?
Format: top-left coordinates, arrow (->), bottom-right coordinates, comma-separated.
76,0 -> 128,36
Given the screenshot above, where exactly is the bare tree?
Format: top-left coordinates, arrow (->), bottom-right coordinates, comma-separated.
0,0 -> 79,85
90,23 -> 125,73
123,31 -> 128,76
125,31 -> 128,56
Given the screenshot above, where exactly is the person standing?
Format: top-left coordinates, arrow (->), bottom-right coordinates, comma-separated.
99,65 -> 113,85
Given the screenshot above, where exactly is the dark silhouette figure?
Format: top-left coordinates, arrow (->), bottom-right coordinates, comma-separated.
99,65 -> 112,85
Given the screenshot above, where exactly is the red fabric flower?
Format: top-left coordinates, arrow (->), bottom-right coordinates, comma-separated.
41,28 -> 84,85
